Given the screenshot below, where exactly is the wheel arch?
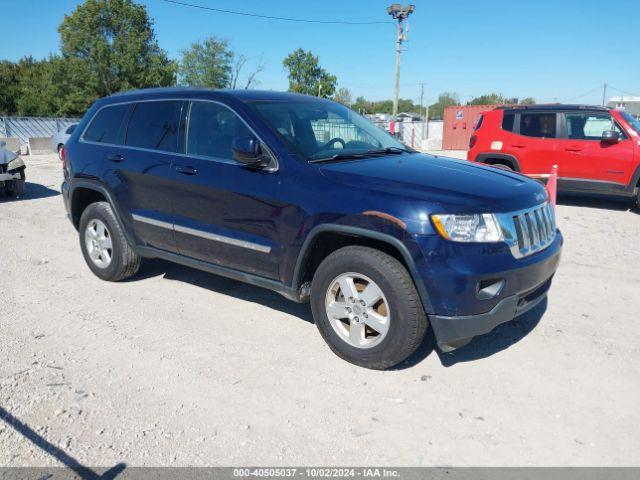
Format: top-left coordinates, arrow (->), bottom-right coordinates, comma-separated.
292,224 -> 434,314
628,163 -> 640,194
69,182 -> 138,247
475,153 -> 521,172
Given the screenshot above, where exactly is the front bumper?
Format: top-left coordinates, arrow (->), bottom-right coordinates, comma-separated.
431,276 -> 552,351
412,230 -> 562,351
0,171 -> 22,181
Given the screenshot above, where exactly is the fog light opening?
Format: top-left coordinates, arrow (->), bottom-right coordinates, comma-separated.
477,279 -> 505,300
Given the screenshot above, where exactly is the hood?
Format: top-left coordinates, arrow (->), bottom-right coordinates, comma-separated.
318,153 -> 547,213
0,145 -> 18,165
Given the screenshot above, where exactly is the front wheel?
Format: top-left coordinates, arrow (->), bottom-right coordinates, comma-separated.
4,168 -> 25,198
311,246 -> 428,369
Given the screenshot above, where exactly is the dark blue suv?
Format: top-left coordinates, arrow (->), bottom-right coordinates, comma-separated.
62,88 -> 562,369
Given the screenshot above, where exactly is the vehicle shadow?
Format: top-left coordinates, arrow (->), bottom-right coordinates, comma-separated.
0,405 -> 126,479
557,193 -> 636,212
0,182 -> 59,202
395,298 -> 547,369
132,259 -> 315,323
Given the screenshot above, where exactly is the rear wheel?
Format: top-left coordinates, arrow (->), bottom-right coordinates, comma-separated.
491,162 -> 514,171
311,246 -> 428,369
79,201 -> 140,281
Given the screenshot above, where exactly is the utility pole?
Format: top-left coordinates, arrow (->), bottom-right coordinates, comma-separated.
602,83 -> 607,106
419,82 -> 425,143
387,4 -> 415,120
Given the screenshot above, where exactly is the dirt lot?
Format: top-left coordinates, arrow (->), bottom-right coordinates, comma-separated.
1,153 -> 639,467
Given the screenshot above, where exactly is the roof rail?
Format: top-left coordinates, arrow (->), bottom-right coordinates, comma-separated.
496,104 -> 610,111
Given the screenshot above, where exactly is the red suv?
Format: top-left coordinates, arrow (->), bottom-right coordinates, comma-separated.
468,105 -> 640,206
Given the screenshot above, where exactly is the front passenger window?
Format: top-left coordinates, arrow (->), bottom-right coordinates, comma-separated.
565,113 -> 627,140
187,102 -> 252,160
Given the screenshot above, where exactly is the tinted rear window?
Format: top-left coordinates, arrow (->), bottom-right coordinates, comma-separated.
84,104 -> 129,144
502,113 -> 515,131
474,115 -> 484,130
519,113 -> 556,138
65,124 -> 77,134
186,101 -> 252,160
125,101 -> 184,153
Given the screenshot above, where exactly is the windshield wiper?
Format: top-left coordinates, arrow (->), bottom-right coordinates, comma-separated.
309,153 -> 367,163
310,147 -> 413,163
364,147 -> 412,155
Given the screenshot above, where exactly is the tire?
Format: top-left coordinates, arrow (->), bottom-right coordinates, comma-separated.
310,246 -> 428,370
491,162 -> 513,171
4,168 -> 26,198
79,201 -> 141,281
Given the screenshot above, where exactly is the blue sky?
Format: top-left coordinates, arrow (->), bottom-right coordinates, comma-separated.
1,0 -> 638,105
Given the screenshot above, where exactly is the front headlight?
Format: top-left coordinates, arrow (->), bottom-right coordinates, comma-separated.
431,213 -> 503,243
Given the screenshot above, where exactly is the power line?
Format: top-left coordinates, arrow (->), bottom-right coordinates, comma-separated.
560,85 -> 603,103
160,0 -> 393,25
607,85 -> 640,97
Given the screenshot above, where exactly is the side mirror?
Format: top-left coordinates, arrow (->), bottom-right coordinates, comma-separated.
232,136 -> 270,168
601,130 -> 620,144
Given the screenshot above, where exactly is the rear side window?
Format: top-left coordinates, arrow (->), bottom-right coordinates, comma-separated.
186,101 -> 252,160
519,113 -> 556,138
126,101 -> 184,153
83,104 -> 129,144
502,113 -> 515,132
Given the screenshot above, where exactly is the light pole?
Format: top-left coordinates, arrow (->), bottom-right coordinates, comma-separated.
387,4 -> 414,120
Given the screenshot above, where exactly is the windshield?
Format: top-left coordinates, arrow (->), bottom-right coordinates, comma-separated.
620,111 -> 640,135
249,99 -> 410,161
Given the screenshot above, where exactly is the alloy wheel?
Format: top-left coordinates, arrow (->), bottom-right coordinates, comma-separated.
324,272 -> 390,349
84,219 -> 113,269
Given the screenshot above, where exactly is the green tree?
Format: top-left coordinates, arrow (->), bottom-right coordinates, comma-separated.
467,93 -> 505,105
179,36 -> 233,88
15,55 -> 96,116
0,60 -> 21,115
334,87 -> 353,106
428,92 -> 459,120
352,96 -> 371,113
519,97 -> 536,105
58,0 -> 176,107
15,57 -> 58,116
283,48 -> 336,98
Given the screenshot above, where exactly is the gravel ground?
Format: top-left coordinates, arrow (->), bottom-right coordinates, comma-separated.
1,153 -> 639,467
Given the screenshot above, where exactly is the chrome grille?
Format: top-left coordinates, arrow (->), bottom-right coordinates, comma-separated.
499,203 -> 556,259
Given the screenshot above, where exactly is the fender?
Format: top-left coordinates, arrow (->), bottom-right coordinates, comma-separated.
69,180 -> 141,250
291,224 -> 434,315
626,163 -> 640,194
7,157 -> 26,172
474,153 -> 521,172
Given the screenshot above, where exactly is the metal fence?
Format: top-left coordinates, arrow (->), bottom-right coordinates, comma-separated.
0,116 -> 82,147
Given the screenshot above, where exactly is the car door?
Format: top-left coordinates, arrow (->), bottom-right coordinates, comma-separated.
510,111 -> 560,176
117,100 -> 187,253
559,111 -> 634,184
169,100 -> 285,280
